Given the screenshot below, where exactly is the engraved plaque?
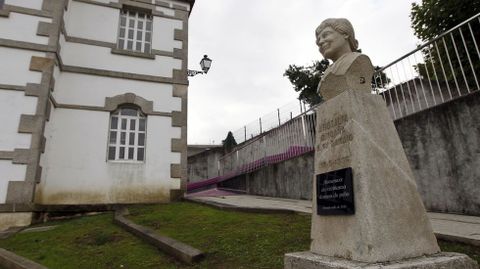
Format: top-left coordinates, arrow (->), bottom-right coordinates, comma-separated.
316,167 -> 354,215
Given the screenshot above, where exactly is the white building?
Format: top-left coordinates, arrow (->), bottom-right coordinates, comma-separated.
0,0 -> 193,230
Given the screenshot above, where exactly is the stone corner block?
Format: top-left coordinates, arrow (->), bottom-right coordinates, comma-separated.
171,111 -> 186,127
42,0 -> 67,13
36,21 -> 52,37
0,9 -> 10,17
170,189 -> 185,201
171,138 -> 185,153
24,83 -> 44,97
173,84 -> 188,98
29,56 -> 54,72
5,182 -> 35,204
18,115 -> 43,134
173,48 -> 185,59
174,29 -> 186,41
170,163 -> 182,178
12,149 -> 33,164
172,69 -> 187,83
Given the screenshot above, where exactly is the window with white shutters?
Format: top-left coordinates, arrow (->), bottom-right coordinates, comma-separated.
108,107 -> 146,162
117,10 -> 153,53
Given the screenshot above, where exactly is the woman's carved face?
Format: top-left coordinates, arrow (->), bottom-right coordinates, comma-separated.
316,26 -> 351,62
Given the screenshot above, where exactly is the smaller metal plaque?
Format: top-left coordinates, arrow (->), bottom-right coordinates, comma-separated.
316,167 -> 354,215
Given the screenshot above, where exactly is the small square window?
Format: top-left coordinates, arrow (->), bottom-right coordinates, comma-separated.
117,9 -> 153,53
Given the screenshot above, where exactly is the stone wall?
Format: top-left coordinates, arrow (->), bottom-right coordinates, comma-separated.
395,90 -> 480,215
216,91 -> 480,215
219,152 -> 313,200
187,147 -> 223,183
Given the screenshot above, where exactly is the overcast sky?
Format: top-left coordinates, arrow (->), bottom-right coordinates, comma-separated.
187,0 -> 421,145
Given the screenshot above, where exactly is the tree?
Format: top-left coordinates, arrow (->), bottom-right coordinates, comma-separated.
411,0 -> 480,88
411,0 -> 480,42
283,59 -> 329,106
222,131 -> 237,153
284,60 -> 389,105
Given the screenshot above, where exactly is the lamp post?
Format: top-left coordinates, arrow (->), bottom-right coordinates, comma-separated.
188,55 -> 212,77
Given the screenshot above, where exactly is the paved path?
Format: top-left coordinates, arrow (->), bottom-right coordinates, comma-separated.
186,193 -> 480,246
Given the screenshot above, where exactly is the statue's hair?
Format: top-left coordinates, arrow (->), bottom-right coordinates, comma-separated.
316,18 -> 358,51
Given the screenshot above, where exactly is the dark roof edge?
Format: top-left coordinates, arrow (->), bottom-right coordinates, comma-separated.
177,0 -> 195,15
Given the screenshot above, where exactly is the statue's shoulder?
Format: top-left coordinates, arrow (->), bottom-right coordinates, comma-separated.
329,52 -> 373,75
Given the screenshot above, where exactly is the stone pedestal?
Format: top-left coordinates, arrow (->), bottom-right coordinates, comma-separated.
283,89 -> 478,268
285,251 -> 479,269
310,89 -> 439,262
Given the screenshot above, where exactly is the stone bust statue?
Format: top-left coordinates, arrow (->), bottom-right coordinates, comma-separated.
316,18 -> 374,100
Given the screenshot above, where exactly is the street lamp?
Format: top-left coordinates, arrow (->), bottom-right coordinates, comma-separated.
188,55 -> 212,77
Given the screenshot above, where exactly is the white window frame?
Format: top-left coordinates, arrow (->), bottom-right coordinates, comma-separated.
117,9 -> 153,53
107,107 -> 147,162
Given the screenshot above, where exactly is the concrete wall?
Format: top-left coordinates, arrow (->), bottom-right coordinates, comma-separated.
188,148 -> 223,183
219,152 -> 314,200
218,91 -> 480,215
396,90 -> 480,215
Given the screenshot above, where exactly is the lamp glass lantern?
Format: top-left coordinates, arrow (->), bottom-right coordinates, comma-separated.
200,55 -> 212,74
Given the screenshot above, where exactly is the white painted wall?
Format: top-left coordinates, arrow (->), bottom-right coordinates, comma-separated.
38,108 -> 181,204
4,0 -> 43,10
64,1 -> 118,43
0,47 -> 44,85
0,13 -> 51,45
152,17 -> 183,52
53,72 -> 181,112
59,35 -> 181,77
0,91 -> 36,151
0,161 -> 27,203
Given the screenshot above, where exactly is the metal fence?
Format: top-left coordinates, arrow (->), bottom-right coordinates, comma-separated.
231,100 -> 309,144
373,12 -> 480,120
219,109 -> 316,177
217,13 -> 480,179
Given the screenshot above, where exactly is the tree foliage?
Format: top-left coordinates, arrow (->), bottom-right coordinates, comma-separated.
411,0 -> 480,42
222,131 -> 237,153
411,0 -> 480,87
283,59 -> 329,106
284,60 -> 389,105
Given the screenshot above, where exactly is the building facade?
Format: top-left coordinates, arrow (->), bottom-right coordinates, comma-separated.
0,0 -> 192,230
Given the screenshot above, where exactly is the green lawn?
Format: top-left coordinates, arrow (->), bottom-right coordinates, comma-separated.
0,202 -> 478,269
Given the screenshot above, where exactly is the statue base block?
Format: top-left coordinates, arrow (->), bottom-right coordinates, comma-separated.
284,251 -> 479,269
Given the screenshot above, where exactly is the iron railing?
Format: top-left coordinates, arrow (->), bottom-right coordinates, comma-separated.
231,100 -> 309,144
373,12 -> 480,119
219,108 -> 316,177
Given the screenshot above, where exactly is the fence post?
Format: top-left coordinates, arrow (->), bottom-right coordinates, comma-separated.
277,108 -> 281,126
244,126 -> 247,142
259,118 -> 262,134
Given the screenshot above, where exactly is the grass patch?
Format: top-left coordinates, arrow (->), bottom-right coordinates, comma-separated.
127,202 -> 311,268
0,202 -> 478,268
438,240 -> 480,264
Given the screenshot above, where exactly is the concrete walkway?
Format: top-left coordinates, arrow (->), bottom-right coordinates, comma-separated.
186,193 -> 480,247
